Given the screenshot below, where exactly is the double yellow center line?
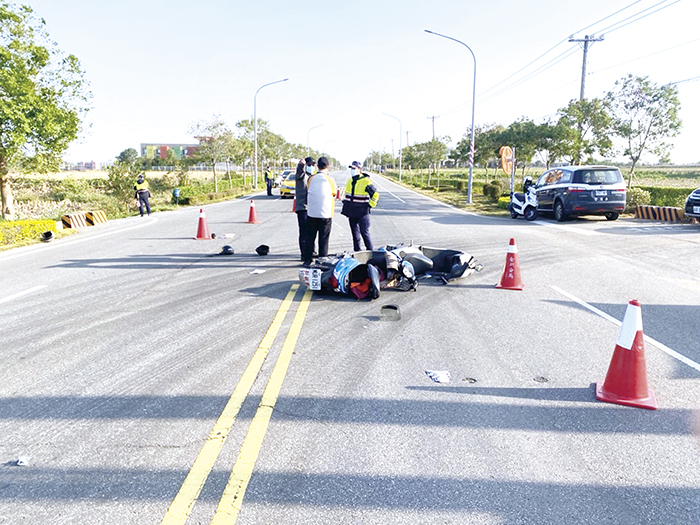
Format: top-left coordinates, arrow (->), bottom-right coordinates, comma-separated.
161,284 -> 312,525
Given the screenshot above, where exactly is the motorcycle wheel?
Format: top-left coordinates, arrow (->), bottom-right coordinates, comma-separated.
524,207 -> 538,221
510,208 -> 519,219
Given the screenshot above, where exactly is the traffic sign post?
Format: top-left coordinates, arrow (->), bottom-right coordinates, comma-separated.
500,145 -> 516,198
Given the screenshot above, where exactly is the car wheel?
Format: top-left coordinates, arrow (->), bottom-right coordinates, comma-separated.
605,212 -> 619,221
524,206 -> 538,221
554,201 -> 567,222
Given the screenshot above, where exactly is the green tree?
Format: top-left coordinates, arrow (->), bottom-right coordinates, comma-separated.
496,119 -> 539,174
605,74 -> 682,186
450,124 -> 505,175
116,148 -> 139,165
533,120 -> 575,169
106,149 -> 141,212
189,115 -> 233,192
557,98 -> 612,164
0,3 -> 91,219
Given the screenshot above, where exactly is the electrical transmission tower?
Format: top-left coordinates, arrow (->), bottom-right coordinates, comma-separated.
569,34 -> 604,100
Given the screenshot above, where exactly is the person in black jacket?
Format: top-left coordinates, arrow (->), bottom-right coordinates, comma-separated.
295,157 -> 317,260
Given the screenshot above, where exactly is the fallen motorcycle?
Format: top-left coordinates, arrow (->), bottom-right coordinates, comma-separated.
298,242 -> 483,300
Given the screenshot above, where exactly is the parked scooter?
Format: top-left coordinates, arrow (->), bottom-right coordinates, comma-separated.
508,176 -> 538,221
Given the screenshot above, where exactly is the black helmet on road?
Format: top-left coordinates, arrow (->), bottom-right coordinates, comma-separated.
256,244 -> 270,256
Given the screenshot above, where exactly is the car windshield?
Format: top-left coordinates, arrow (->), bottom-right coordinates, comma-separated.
573,169 -> 622,185
285,174 -> 295,181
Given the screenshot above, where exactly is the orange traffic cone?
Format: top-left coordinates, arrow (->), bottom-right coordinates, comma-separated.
336,187 -> 341,200
195,208 -> 211,240
495,238 -> 524,290
292,197 -> 296,212
596,300 -> 657,410
247,199 -> 259,224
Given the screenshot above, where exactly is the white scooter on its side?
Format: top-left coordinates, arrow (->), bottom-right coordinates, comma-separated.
508,176 -> 538,221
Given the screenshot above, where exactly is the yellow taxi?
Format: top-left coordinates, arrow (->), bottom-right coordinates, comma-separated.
279,173 -> 296,198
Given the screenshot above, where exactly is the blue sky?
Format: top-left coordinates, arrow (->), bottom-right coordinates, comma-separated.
27,0 -> 700,166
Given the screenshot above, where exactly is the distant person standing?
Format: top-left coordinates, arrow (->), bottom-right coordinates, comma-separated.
295,157 -> 317,260
341,161 -> 379,251
264,166 -> 274,196
133,173 -> 151,216
303,156 -> 337,267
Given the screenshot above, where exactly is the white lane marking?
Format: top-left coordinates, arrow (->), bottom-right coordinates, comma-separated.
368,176 -> 405,204
0,285 -> 47,305
537,222 -> 600,236
551,285 -> 700,373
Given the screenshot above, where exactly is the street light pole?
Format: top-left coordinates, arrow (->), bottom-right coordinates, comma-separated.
425,30 -> 476,204
307,124 -> 323,157
381,112 -> 402,182
254,78 -> 288,189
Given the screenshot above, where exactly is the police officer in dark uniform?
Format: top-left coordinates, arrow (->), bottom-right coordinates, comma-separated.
133,173 -> 151,216
264,166 -> 274,196
341,161 -> 379,251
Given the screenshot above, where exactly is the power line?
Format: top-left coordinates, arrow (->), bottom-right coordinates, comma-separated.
668,76 -> 700,86
590,36 -> 700,75
478,47 -> 581,105
434,0 -> 679,117
476,0 -> 645,100
596,0 -> 679,36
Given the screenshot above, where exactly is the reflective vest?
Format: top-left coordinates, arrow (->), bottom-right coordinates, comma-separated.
341,174 -> 378,218
134,180 -> 149,193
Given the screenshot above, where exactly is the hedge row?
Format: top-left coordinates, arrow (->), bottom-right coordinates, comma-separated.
0,219 -> 56,246
634,186 -> 695,207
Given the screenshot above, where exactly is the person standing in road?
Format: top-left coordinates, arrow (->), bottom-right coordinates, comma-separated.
264,166 -> 274,196
133,173 -> 151,216
341,161 -> 379,251
295,157 -> 317,260
303,156 -> 337,267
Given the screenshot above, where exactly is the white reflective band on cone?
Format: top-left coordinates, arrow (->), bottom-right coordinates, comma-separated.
617,302 -> 643,350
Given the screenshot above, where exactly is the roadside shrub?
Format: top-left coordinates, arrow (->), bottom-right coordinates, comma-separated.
626,187 -> 651,212
636,186 -> 694,207
497,196 -> 510,209
0,219 -> 57,246
482,180 -> 506,202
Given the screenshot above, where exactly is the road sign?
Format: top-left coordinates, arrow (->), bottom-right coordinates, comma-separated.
500,146 -> 513,175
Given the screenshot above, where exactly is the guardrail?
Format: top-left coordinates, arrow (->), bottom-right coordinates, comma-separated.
61,210 -> 108,229
635,205 -> 684,222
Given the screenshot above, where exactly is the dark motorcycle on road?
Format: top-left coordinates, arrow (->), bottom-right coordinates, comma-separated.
298,242 -> 483,300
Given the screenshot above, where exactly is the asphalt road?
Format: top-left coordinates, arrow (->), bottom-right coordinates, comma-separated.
1,171 -> 699,524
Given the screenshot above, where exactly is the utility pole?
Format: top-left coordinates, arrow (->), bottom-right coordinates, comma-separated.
568,34 -> 604,100
427,115 -> 440,139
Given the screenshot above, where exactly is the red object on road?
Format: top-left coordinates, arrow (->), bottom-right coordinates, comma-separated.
596,300 -> 657,410
495,238 -> 524,290
247,199 -> 260,224
195,208 -> 211,240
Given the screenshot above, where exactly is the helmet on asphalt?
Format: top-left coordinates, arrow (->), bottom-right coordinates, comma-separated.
255,244 -> 270,256
220,245 -> 234,255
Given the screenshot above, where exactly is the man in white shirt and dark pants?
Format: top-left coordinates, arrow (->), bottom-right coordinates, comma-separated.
303,156 -> 337,267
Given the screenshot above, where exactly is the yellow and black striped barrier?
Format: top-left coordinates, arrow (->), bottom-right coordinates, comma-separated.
61,212 -> 88,229
85,210 -> 108,226
635,205 -> 684,222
